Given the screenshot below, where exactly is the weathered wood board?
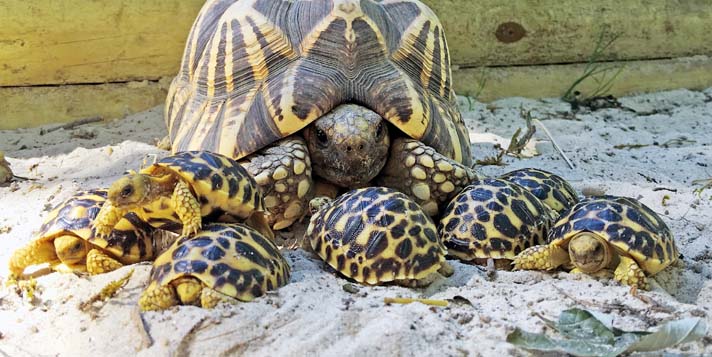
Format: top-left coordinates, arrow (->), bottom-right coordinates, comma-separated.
454,56 -> 712,102
0,0 -> 204,86
423,0 -> 712,67
0,80 -> 170,130
1,0 -> 711,129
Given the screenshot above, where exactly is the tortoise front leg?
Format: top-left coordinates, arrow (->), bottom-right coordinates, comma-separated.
93,202 -> 127,238
86,249 -> 123,275
9,239 -> 60,277
513,244 -> 569,271
377,138 -> 477,216
240,136 -> 313,231
172,180 -> 202,237
614,255 -> 649,290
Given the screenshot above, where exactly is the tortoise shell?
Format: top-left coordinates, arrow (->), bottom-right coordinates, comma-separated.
438,178 -> 554,261
500,168 -> 579,215
306,187 -> 447,284
548,196 -> 678,274
140,151 -> 266,231
146,223 -> 290,301
166,0 -> 472,166
38,189 -> 158,264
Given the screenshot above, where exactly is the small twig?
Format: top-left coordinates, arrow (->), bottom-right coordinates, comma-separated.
614,143 -> 650,150
533,119 -> 575,169
653,187 -> 678,193
175,317 -> 208,357
40,116 -> 103,135
384,297 -> 449,307
133,307 -> 153,351
78,269 -> 134,312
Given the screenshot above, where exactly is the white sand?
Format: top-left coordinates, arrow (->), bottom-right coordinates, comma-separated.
0,89 -> 710,356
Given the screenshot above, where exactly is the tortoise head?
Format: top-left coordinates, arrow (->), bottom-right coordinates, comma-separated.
53,235 -> 88,266
304,104 -> 390,188
567,232 -> 612,273
107,173 -> 153,208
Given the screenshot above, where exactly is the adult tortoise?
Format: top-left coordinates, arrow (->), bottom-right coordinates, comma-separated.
165,0 -> 476,230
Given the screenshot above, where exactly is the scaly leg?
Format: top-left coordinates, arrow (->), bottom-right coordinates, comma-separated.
513,244 -> 570,271
172,180 -> 201,237
200,288 -> 239,308
614,255 -> 649,290
240,137 -> 313,230
86,249 -> 123,275
9,239 -> 59,277
377,138 -> 477,216
93,202 -> 127,238
139,284 -> 179,311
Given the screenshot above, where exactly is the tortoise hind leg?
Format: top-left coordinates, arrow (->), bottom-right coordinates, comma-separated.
613,255 -> 649,290
376,138 -> 477,216
86,249 -> 123,275
240,137 -> 313,231
9,238 -> 60,277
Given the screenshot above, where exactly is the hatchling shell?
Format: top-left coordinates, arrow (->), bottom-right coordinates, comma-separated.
306,186 -> 447,284
146,223 -> 291,302
500,168 -> 579,214
438,178 -> 554,262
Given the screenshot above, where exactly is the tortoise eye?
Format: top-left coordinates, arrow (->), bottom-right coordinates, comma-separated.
121,185 -> 134,197
316,128 -> 328,146
376,122 -> 385,139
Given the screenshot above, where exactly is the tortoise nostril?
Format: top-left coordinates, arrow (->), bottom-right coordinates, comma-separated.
346,146 -> 352,152
358,144 -> 364,150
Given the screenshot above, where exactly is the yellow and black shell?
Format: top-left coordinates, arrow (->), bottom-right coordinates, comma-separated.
548,196 -> 678,274
145,223 -> 291,302
438,178 -> 554,262
499,168 -> 579,215
166,0 -> 472,166
141,151 -> 266,231
38,190 -> 156,264
306,187 -> 447,284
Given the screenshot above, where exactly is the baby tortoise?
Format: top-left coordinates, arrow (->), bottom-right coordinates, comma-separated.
438,178 -> 554,269
306,187 -> 452,286
9,189 -> 168,278
499,168 -> 579,216
139,223 -> 291,311
94,151 -> 272,240
513,196 -> 678,290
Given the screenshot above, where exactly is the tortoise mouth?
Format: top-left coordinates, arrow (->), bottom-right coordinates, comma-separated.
312,154 -> 386,188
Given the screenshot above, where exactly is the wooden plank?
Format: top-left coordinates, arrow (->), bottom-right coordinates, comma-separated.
2,56 -> 710,130
452,56 -> 712,103
0,0 -> 204,86
0,80 -> 170,130
1,1 -> 711,87
421,0 -> 712,67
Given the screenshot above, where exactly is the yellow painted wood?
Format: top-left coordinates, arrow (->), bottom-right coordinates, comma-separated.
423,0 -> 712,66
0,80 -> 170,130
453,56 -> 712,102
1,0 -> 711,87
0,0 -> 204,86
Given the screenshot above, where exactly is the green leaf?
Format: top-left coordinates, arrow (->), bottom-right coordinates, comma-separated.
506,309 -> 707,357
629,318 -> 708,352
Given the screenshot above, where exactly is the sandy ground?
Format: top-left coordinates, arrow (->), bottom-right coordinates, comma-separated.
0,88 -> 711,356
